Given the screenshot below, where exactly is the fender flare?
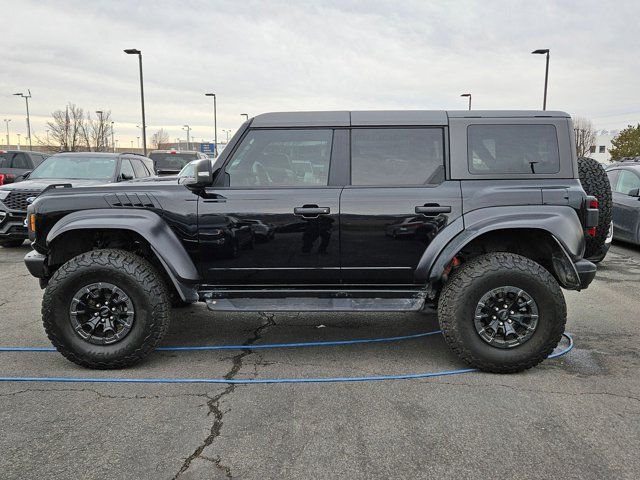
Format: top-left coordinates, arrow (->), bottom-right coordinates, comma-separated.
415,205 -> 586,287
46,209 -> 200,302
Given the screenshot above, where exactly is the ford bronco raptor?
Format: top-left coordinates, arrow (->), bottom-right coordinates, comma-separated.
24,110 -> 601,373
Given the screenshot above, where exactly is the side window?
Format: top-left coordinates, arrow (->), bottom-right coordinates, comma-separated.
32,154 -> 46,167
12,153 -> 29,169
120,159 -> 135,179
615,170 -> 640,195
131,159 -> 149,177
225,129 -> 333,187
606,170 -> 619,191
468,124 -> 560,175
351,128 -> 444,185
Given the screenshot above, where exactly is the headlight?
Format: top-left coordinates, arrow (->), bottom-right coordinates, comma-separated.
0,190 -> 9,201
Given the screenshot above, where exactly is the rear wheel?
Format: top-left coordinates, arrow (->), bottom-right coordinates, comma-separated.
42,249 -> 171,369
438,252 -> 566,373
578,156 -> 612,260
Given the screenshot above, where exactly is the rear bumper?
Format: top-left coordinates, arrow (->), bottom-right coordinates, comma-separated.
575,259 -> 597,290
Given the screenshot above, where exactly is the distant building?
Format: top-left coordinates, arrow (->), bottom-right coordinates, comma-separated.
589,129 -> 620,163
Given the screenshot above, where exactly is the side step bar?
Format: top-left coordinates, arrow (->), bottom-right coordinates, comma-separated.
203,289 -> 427,312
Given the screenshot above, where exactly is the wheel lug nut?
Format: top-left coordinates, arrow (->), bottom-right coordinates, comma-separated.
494,307 -> 499,311
110,316 -> 114,320
503,304 -> 508,308
510,311 -> 514,314
112,307 -> 116,311
499,322 -> 504,326
96,304 -> 101,307
492,316 -> 497,320
94,312 -> 99,317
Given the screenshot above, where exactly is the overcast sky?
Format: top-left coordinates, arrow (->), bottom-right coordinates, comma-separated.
1,0 -> 639,147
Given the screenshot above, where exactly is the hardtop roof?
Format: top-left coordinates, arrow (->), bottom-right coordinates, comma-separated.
251,110 -> 571,128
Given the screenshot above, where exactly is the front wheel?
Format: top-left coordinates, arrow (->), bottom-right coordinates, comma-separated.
42,249 -> 171,369
438,252 -> 566,373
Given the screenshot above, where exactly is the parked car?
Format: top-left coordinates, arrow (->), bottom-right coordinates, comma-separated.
605,161 -> 640,245
149,150 -> 209,175
0,150 -> 49,185
25,110 -> 601,373
0,152 -> 154,247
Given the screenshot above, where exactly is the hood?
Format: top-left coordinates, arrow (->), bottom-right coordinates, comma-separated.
0,178 -> 110,192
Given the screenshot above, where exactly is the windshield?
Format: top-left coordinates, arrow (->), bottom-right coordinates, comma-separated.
29,155 -> 116,180
150,153 -> 198,170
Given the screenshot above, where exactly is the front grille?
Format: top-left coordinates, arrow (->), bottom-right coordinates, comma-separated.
1,190 -> 41,211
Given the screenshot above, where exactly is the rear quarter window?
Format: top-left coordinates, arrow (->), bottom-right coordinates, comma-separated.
468,124 -> 560,175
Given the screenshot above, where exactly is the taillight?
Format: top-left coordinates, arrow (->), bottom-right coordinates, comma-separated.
589,199 -> 599,209
587,227 -> 597,237
0,174 -> 4,186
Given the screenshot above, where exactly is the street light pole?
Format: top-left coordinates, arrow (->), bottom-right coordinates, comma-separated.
532,49 -> 550,110
205,93 -> 218,157
17,133 -> 21,150
111,121 -> 115,152
183,125 -> 191,150
13,91 -> 32,150
95,110 -> 104,151
460,93 -> 472,110
124,49 -> 147,154
3,119 -> 10,149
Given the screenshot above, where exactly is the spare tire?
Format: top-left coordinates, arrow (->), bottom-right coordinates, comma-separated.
577,157 -> 612,260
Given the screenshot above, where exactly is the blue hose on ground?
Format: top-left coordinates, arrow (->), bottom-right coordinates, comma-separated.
0,332 -> 573,385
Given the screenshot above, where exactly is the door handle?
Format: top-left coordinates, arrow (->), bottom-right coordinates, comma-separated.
294,206 -> 331,217
415,204 -> 451,215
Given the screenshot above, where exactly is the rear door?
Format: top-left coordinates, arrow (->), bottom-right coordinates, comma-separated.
198,128 -> 344,285
340,127 -> 462,285
610,169 -> 640,241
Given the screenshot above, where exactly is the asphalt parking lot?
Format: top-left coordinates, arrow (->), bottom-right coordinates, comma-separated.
0,244 -> 639,479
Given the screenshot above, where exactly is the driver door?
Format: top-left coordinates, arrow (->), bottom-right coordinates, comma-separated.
198,128 -> 342,285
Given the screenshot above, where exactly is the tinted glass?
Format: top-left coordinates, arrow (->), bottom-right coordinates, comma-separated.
131,159 -> 149,177
0,153 -> 11,168
351,128 -> 444,186
606,170 -> 619,190
468,124 -> 560,174
29,155 -> 117,180
120,159 -> 135,179
12,153 -> 29,169
226,129 -> 333,187
616,170 -> 640,194
150,152 -> 198,171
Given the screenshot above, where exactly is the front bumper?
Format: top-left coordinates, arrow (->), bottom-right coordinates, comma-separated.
0,209 -> 28,241
24,250 -> 47,278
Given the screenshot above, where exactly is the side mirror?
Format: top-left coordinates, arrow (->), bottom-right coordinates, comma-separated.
19,171 -> 32,181
120,172 -> 133,181
181,159 -> 214,189
628,188 -> 640,197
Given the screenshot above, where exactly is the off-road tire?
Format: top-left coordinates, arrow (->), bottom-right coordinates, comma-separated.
42,249 -> 170,369
0,239 -> 24,248
438,252 -> 566,373
578,156 -> 612,259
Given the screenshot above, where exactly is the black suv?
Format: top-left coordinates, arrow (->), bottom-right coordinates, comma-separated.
24,111 -> 600,373
0,152 -> 155,247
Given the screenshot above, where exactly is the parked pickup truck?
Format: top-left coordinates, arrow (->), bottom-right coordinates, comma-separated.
24,110 -> 601,373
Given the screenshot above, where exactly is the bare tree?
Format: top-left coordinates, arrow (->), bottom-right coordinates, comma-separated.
46,104 -> 91,152
573,116 -> 597,157
151,128 -> 170,149
88,111 -> 114,152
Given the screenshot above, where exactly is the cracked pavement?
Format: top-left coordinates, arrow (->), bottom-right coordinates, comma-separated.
1,243 -> 640,479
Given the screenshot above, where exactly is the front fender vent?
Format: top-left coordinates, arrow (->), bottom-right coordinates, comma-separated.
105,193 -> 159,209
